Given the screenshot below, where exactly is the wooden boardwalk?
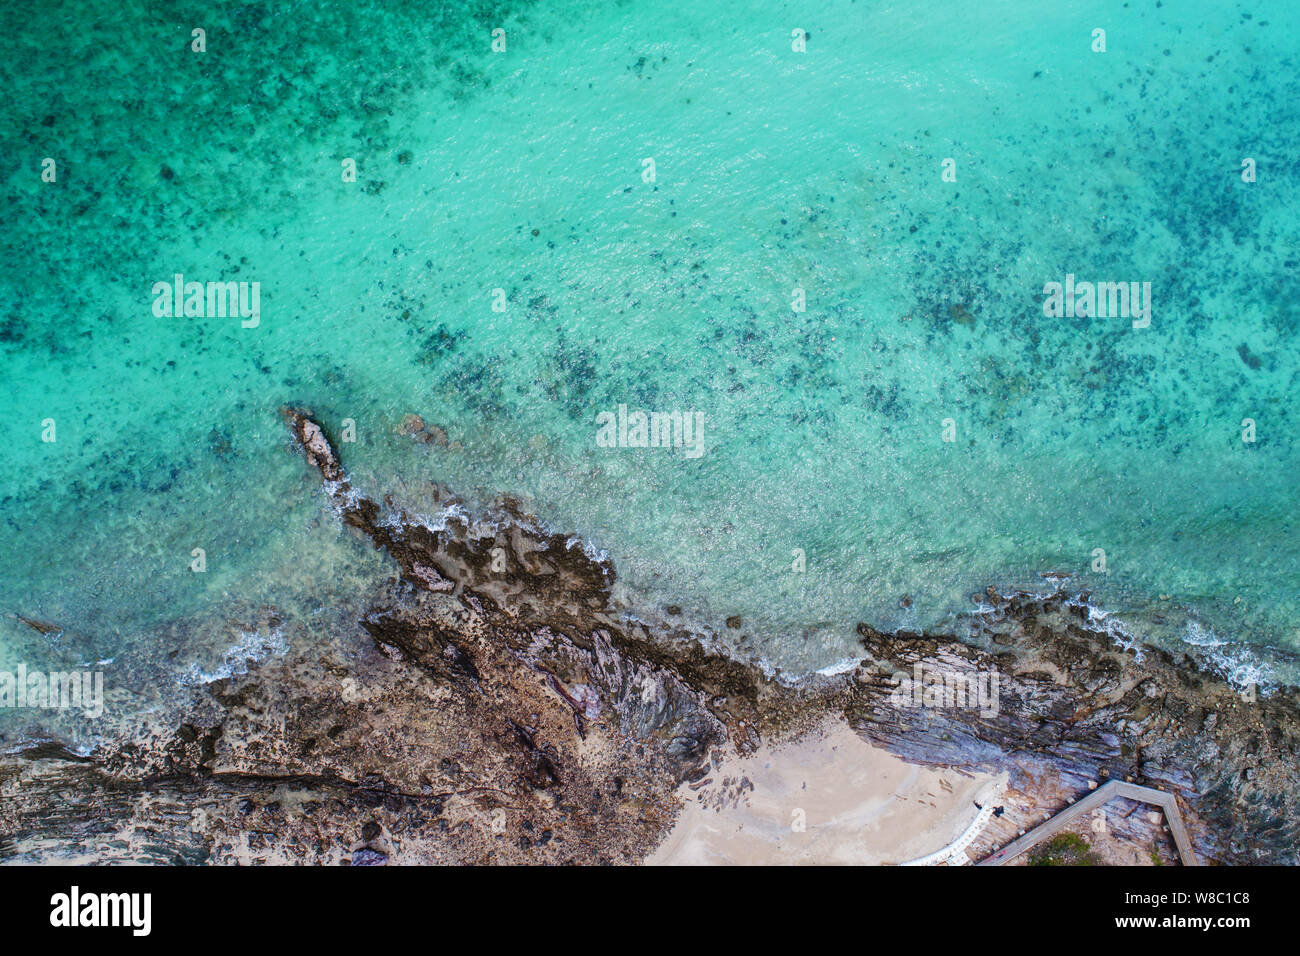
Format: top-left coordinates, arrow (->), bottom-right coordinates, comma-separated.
975,780 -> 1199,866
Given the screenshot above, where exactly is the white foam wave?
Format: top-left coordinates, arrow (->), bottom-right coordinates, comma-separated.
1181,620 -> 1279,695
178,626 -> 288,687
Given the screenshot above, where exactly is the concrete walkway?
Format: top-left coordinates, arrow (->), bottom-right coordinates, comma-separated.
900,782 -> 1005,866
976,780 -> 1198,866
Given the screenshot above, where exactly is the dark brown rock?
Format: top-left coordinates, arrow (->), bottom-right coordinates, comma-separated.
5,411 -> 1298,866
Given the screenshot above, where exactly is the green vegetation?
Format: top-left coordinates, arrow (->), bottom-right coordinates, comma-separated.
1028,832 -> 1100,866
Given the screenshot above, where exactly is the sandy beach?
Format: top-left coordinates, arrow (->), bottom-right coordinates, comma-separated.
650,718 -> 1006,865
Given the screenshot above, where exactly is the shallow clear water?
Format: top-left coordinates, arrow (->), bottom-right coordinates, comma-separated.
2,0 -> 1298,742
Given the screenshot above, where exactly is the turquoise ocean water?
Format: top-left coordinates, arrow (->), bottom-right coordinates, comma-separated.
2,0 -> 1298,744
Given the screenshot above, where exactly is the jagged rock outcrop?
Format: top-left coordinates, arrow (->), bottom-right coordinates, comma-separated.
844,586 -> 1300,863
3,408 -> 1297,864
0,408 -> 747,864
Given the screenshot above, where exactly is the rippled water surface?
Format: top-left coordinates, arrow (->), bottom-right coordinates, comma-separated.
2,0 -> 1297,744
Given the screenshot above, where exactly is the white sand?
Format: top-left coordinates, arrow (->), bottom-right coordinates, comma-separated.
648,718 -> 1006,865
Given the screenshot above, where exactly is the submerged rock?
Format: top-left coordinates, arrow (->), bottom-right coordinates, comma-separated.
398,412 -> 448,446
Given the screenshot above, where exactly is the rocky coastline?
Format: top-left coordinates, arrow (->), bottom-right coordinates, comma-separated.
2,408 -> 1297,865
